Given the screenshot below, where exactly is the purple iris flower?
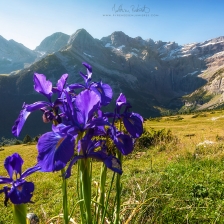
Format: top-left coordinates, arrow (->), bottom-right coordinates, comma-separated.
94,108 -> 135,155
91,122 -> 134,155
116,93 -> 130,114
0,153 -> 40,205
12,73 -> 68,137
108,127 -> 134,155
115,93 -> 143,138
33,73 -> 53,101
36,89 -> 110,173
62,89 -> 109,134
69,62 -> 113,106
52,73 -> 69,97
36,123 -> 75,172
64,130 -> 122,179
80,62 -> 92,87
94,93 -> 143,155
11,103 -> 31,137
122,112 -> 143,138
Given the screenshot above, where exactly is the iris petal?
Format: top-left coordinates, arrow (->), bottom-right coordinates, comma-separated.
69,83 -> 85,90
26,101 -> 51,112
0,177 -> 12,184
37,131 -> 74,172
54,134 -> 74,168
104,156 -> 122,175
34,73 -> 53,101
64,155 -> 83,179
116,93 -> 126,107
75,90 -> 100,126
91,83 -> 113,106
123,112 -> 143,138
4,153 -> 23,179
12,108 -> 31,137
113,133 -> 134,155
116,93 -> 130,114
9,181 -> 34,204
37,132 -> 62,172
86,117 -> 110,129
21,165 -> 41,179
56,74 -> 68,92
82,62 -> 92,80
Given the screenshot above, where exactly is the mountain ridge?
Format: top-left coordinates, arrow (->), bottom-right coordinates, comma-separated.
1,29 -> 224,138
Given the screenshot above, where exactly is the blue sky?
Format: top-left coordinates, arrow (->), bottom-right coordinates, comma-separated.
0,0 -> 224,49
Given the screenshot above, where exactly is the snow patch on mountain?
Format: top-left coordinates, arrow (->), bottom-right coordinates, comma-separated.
198,55 -> 212,60
83,52 -> 94,58
105,43 -> 112,47
36,51 -> 46,56
200,40 -> 224,47
116,45 -> 125,51
1,57 -> 12,62
132,48 -> 139,52
160,38 -> 224,61
130,52 -> 138,57
188,71 -> 198,75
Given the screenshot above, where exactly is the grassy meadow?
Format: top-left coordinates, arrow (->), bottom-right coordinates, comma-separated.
1,110 -> 224,223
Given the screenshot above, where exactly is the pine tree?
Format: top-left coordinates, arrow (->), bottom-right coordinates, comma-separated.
23,134 -> 32,144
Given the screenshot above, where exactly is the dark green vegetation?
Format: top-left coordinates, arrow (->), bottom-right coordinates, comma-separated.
183,88 -> 214,107
1,111 -> 224,223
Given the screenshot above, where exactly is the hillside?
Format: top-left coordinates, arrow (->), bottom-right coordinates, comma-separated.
1,111 -> 224,223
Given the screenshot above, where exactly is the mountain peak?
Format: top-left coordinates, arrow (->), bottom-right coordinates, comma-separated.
35,32 -> 69,53
110,31 -> 130,47
111,31 -> 127,36
66,29 -> 101,55
67,29 -> 94,46
101,31 -> 149,49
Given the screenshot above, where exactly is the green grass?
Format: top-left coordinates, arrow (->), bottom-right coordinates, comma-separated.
1,110 -> 224,223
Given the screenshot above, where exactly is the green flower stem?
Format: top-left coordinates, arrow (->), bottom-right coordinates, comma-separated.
12,203 -> 27,224
80,158 -> 92,224
93,181 -> 99,224
77,161 -> 85,224
97,163 -> 107,222
53,116 -> 69,224
101,172 -> 115,224
115,151 -> 123,224
115,119 -> 123,224
61,168 -> 69,224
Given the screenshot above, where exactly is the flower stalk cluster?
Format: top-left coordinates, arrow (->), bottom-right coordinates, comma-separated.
1,62 -> 143,223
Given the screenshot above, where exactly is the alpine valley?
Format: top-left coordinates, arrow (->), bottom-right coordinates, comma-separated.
1,29 -> 224,138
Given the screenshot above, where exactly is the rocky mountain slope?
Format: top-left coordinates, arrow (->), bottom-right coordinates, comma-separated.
1,29 -> 224,138
0,35 -> 37,73
35,32 -> 70,56
181,49 -> 224,111
0,32 -> 70,74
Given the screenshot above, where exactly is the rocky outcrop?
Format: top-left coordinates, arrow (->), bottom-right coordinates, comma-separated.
181,55 -> 224,111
